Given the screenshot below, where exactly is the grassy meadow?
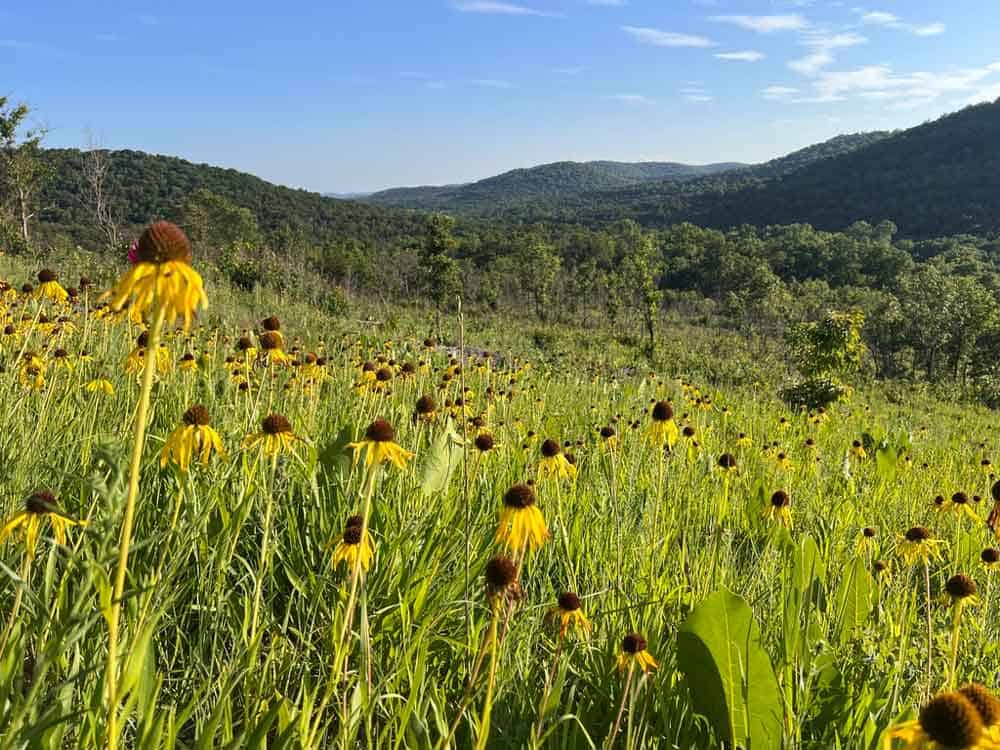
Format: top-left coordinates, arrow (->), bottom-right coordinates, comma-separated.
1,242 -> 1000,750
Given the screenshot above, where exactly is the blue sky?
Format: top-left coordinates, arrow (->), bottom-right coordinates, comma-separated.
3,1 -> 998,193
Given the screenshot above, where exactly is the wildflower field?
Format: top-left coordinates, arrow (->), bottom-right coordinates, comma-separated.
3,223 -> 1000,750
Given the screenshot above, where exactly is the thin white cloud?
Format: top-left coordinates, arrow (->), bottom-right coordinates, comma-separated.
607,93 -> 653,103
715,50 -> 765,62
470,78 -> 514,88
552,66 -> 584,74
789,31 -> 867,75
425,81 -> 448,89
399,71 -> 430,79
587,0 -> 626,5
913,23 -> 945,36
795,63 -> 1000,106
453,1 -> 560,16
860,11 -> 899,25
762,85 -> 800,99
95,32 -> 121,42
856,9 -> 945,36
621,25 -> 717,47
684,94 -> 714,102
709,14 -> 808,33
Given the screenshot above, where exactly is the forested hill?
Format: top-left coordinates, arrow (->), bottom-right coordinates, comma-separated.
499,100 -> 1000,238
365,159 -> 745,211
363,132 -> 887,215
37,148 -> 427,248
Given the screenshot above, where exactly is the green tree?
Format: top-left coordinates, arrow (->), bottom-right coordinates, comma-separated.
181,188 -> 259,254
782,310 -> 866,408
0,97 -> 50,244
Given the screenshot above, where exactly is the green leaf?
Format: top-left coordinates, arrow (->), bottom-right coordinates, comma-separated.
833,556 -> 874,643
418,419 -> 465,496
677,588 -> 784,750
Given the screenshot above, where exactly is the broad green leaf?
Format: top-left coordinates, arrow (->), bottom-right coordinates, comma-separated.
418,419 -> 465,496
677,588 -> 784,750
833,556 -> 874,643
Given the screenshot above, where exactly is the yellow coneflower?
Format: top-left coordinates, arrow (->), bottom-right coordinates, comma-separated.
883,689 -> 1000,750
413,394 -> 437,423
83,378 -> 115,396
260,316 -> 284,347
34,269 -> 68,303
495,483 -> 549,552
938,492 -> 979,522
898,526 -> 945,567
49,348 -> 73,371
765,490 -> 792,527
981,548 -> 1000,572
484,554 -> 522,605
856,526 -> 878,555
18,354 -> 45,391
102,222 -> 208,329
329,515 -> 375,573
873,560 -> 892,584
125,331 -> 171,375
236,335 -> 257,360
775,452 -> 793,471
645,401 -> 679,449
258,330 -> 291,365
599,425 -> 619,451
474,432 -> 499,454
946,573 -> 980,608
717,453 -> 737,474
347,419 -> 414,471
160,405 -> 226,472
851,439 -> 868,460
545,591 -> 591,637
959,684 -> 1000,742
178,352 -> 198,372
735,432 -> 753,448
0,490 -> 87,559
242,413 -> 301,457
988,482 -> 1000,540
616,633 -> 658,674
538,439 -> 576,481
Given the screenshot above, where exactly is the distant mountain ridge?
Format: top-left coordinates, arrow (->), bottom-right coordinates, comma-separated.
365,159 -> 746,211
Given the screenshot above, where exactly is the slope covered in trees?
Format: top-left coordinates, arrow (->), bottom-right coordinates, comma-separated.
365,159 -> 744,211
500,102 -> 1000,238
36,148 -> 427,249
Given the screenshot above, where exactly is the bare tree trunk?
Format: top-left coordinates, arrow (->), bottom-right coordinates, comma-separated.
82,133 -> 122,249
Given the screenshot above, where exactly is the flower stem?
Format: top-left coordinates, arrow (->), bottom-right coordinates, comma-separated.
105,303 -> 165,750
947,600 -> 966,689
606,662 -> 635,749
473,605 -> 501,750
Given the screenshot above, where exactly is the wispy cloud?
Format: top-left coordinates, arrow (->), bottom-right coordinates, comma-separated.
856,9 -> 945,36
762,85 -> 800,100
621,26 -> 717,48
470,78 -> 514,88
586,0 -> 626,5
793,63 -> 1000,107
680,86 -> 713,102
607,93 -> 653,104
95,32 -> 121,42
135,14 -> 161,25
789,31 -> 867,75
453,1 -> 560,16
709,14 -> 808,33
425,81 -> 448,90
399,71 -> 430,79
552,66 -> 584,74
715,50 -> 765,62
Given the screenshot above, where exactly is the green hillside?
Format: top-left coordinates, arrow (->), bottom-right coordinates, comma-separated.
365,159 -> 744,211
36,148 -> 427,249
